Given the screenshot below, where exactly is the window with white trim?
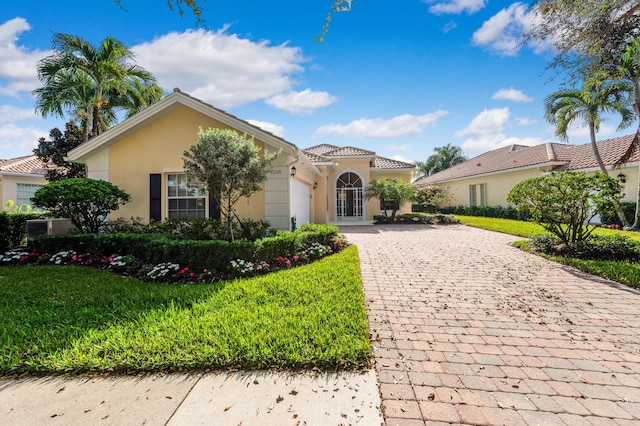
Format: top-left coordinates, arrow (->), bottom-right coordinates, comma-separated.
167,173 -> 206,220
16,183 -> 44,209
469,183 -> 487,207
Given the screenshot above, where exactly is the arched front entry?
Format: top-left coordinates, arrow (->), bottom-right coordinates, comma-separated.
336,171 -> 364,221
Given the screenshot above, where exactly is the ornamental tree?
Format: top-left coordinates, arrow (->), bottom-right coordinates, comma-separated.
507,171 -> 623,244
364,178 -> 413,218
33,121 -> 87,181
413,184 -> 453,213
183,128 -> 279,240
31,178 -> 131,233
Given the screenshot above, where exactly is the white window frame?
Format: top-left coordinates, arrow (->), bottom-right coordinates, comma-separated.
16,183 -> 44,209
166,173 -> 206,220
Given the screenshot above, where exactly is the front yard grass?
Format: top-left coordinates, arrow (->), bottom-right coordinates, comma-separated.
457,215 -> 640,289
0,245 -> 371,375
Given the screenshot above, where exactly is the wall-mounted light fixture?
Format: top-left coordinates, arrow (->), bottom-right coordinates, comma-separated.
313,182 -> 318,189
290,166 -> 297,177
617,173 -> 627,183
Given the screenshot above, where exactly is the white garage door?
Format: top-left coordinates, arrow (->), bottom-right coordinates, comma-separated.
290,179 -> 310,227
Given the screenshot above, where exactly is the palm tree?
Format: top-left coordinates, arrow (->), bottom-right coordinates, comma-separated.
35,33 -> 161,141
544,77 -> 635,226
416,143 -> 467,178
614,37 -> 640,228
364,178 -> 413,218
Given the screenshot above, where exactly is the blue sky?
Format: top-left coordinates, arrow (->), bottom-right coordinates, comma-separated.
0,1 -> 633,163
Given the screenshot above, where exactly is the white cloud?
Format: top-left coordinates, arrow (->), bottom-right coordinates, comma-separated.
386,144 -> 413,152
456,107 -> 542,153
0,17 -> 50,97
424,0 -> 486,15
492,88 -> 533,102
390,154 -> 412,163
455,108 -> 510,138
442,21 -> 458,33
265,89 -> 337,115
472,2 -> 534,56
0,123 -> 47,154
246,119 -> 285,138
565,123 -> 616,141
133,27 -> 305,109
0,105 -> 40,123
516,117 -> 536,126
314,111 -> 449,139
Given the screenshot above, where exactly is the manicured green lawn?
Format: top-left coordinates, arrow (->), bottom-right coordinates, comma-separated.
458,215 -> 640,288
0,245 -> 371,375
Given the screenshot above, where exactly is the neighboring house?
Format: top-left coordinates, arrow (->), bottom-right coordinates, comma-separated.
415,134 -> 639,207
0,156 -> 48,209
67,89 -> 416,229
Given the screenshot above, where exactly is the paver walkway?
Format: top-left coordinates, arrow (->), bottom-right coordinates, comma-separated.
341,224 -> 640,426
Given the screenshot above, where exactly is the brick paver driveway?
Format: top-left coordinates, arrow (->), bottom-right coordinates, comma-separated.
341,224 -> 640,426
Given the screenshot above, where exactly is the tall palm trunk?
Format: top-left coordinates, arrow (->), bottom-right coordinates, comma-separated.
631,81 -> 640,228
590,124 -> 630,227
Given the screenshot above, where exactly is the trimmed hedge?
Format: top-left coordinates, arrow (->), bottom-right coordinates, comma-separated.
439,205 -> 532,221
0,211 -> 47,251
373,213 -> 459,225
32,224 -> 340,272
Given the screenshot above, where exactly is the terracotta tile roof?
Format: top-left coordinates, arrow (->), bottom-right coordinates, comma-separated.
555,134 -> 638,170
303,144 -> 340,155
416,134 -> 637,185
0,155 -> 48,175
372,156 -> 416,169
302,145 -> 415,170
301,151 -> 332,163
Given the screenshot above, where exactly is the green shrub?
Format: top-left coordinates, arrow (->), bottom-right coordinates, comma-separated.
599,201 -> 636,226
439,205 -> 532,221
31,178 -> 131,233
373,213 -> 459,224
104,217 -> 271,242
32,225 -> 341,272
0,211 -> 47,251
528,232 -> 640,261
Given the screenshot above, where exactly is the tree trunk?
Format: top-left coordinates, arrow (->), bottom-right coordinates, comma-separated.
590,124 -> 630,227
632,81 -> 640,229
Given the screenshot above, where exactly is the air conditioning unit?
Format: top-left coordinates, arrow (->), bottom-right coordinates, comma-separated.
26,218 -> 75,243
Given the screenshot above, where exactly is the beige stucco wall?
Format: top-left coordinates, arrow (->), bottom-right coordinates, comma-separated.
312,159 -> 414,222
0,174 -> 47,209
105,103 -> 272,222
440,164 -> 640,208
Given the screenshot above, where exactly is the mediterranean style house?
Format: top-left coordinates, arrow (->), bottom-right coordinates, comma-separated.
0,155 -> 48,209
66,89 -> 416,229
415,134 -> 640,207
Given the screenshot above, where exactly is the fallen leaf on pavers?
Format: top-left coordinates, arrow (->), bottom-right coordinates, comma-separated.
276,395 -> 284,403
57,387 -> 65,393
166,395 -> 173,399
312,388 -> 318,393
253,380 -> 259,385
428,393 -> 436,401
580,378 -> 593,384
341,413 -> 347,418
289,389 -> 299,395
50,413 -> 62,418
224,405 -> 233,412
84,409 -> 92,413
102,415 -> 109,420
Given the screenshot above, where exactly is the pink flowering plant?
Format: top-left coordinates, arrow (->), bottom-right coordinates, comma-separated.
413,184 -> 454,213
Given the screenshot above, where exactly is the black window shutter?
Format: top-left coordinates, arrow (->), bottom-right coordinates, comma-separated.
208,192 -> 220,220
150,174 -> 162,221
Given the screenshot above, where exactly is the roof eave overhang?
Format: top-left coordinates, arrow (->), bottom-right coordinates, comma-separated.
419,161 -> 569,184
67,92 -> 298,163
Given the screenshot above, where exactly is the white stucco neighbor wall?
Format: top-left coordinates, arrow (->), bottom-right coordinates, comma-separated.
264,156 -> 291,230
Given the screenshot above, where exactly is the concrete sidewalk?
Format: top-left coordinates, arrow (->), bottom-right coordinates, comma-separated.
0,370 -> 383,425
